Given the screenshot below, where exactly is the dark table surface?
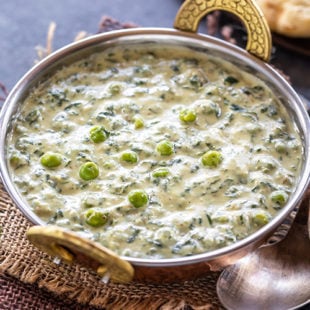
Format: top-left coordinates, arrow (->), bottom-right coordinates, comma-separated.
0,1 -> 309,309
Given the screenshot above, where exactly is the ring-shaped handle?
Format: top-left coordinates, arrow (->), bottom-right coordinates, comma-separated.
27,225 -> 134,283
174,0 -> 272,62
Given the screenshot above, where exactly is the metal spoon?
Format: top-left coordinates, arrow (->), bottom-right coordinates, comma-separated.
216,200 -> 310,310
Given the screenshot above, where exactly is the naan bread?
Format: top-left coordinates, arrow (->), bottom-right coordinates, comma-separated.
256,0 -> 310,37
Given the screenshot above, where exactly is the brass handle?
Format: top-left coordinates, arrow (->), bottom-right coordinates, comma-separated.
27,225 -> 134,283
174,0 -> 272,62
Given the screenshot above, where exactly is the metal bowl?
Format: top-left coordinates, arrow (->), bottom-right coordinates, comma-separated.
0,0 -> 309,283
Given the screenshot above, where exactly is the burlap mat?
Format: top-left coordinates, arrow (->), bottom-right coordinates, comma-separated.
0,273 -> 99,310
0,181 -> 224,309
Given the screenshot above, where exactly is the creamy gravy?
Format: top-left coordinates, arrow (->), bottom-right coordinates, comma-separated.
7,44 -> 302,258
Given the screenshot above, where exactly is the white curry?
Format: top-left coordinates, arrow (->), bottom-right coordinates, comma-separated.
7,44 -> 302,259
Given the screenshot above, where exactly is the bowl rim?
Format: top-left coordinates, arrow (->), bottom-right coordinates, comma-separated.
0,27 -> 309,267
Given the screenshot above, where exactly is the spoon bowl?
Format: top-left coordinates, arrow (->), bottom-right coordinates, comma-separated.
217,199 -> 310,310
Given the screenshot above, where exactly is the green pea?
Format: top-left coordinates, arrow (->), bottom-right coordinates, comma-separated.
156,140 -> 174,156
10,155 -> 21,167
253,213 -> 270,226
274,141 -> 287,153
40,152 -> 62,168
79,162 -> 99,180
133,115 -> 144,129
128,189 -> 148,208
152,167 -> 170,178
179,109 -> 196,122
89,125 -> 108,143
201,150 -> 222,167
270,190 -> 288,205
10,153 -> 28,168
109,83 -> 121,95
102,160 -> 116,170
85,208 -> 108,227
120,151 -> 138,163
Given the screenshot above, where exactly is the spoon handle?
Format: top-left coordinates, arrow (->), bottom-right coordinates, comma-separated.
217,194 -> 310,310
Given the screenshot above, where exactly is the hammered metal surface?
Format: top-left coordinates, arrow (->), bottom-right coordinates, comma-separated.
174,0 -> 272,61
